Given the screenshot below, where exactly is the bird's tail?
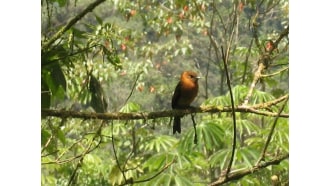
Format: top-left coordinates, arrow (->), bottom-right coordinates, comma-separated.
173,117 -> 181,134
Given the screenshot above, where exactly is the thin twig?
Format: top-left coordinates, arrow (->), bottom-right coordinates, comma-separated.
191,114 -> 198,144
55,138 -> 84,162
123,71 -> 143,106
241,39 -> 254,84
250,94 -> 288,109
209,5 -> 239,178
133,157 -> 176,184
41,134 -> 54,154
251,9 -> 263,55
256,97 -> 289,165
111,120 -> 127,182
260,67 -> 289,78
67,156 -> 84,186
220,46 -> 237,179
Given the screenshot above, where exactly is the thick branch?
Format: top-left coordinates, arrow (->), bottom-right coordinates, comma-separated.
209,153 -> 289,186
41,104 -> 289,121
42,0 -> 106,51
242,61 -> 265,106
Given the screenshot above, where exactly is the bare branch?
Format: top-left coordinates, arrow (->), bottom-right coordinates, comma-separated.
191,114 -> 198,144
260,67 -> 289,78
241,39 -> 254,84
123,71 -> 143,107
111,120 -> 127,182
250,94 -> 288,109
42,0 -> 106,51
41,99 -> 289,121
242,61 -> 265,106
220,46 -> 237,178
209,153 -> 288,186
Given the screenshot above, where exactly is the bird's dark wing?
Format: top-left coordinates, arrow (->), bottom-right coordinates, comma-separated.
171,82 -> 181,109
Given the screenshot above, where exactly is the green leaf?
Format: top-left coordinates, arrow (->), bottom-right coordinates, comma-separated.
236,147 -> 259,167
144,135 -> 177,152
174,175 -> 195,186
236,119 -> 261,136
120,102 -> 141,113
153,173 -> 173,186
41,60 -> 67,108
109,165 -> 124,185
143,153 -> 169,171
201,96 -> 228,107
71,27 -> 88,39
94,14 -> 103,25
57,128 -> 66,145
179,118 -> 225,152
231,85 -> 249,103
209,149 -> 231,169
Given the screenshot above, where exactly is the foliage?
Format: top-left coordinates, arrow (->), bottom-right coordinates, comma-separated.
41,0 -> 289,185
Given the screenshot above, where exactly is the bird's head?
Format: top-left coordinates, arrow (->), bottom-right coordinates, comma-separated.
182,71 -> 201,83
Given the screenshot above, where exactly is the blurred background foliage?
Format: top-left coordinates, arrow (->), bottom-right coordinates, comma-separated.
41,0 -> 288,185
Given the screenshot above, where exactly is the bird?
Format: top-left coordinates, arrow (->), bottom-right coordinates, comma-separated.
171,71 -> 200,134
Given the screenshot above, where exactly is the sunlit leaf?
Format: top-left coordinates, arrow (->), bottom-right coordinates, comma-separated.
144,135 -> 177,153
209,148 -> 231,169
143,153 -> 169,171
174,175 -> 195,186
120,102 -> 141,113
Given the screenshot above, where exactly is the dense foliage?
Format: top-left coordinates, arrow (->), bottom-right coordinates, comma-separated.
41,0 -> 289,185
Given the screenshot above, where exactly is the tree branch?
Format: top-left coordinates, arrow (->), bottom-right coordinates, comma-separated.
209,153 -> 288,186
41,100 -> 289,121
220,45 -> 237,178
123,71 -> 143,107
132,157 -> 176,184
250,94 -> 288,109
42,0 -> 106,51
256,97 -> 289,165
260,67 -> 289,78
242,26 -> 289,106
111,120 -> 127,183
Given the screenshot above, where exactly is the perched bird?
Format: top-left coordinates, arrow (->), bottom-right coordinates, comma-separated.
171,71 -> 200,134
